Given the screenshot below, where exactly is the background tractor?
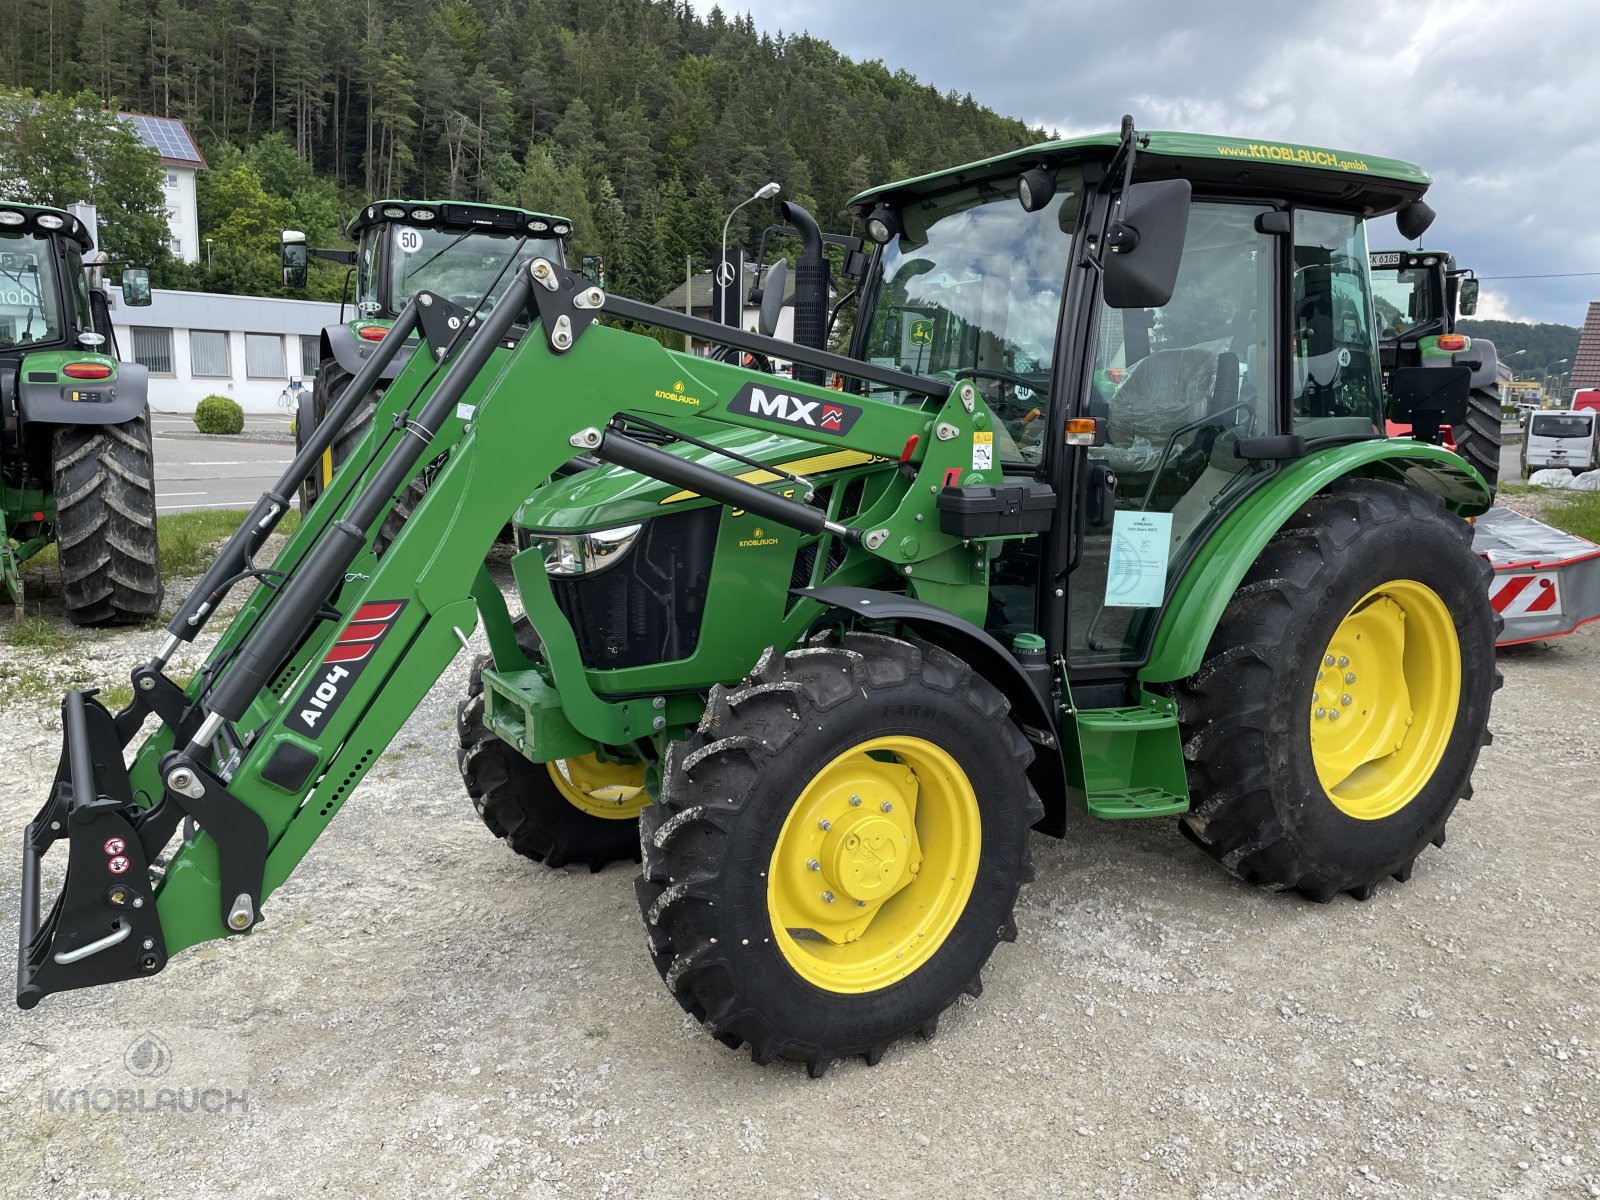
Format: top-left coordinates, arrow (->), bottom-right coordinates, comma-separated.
280,201 -> 574,518
0,203 -> 158,622
21,124 -> 1498,1081
1369,246 -> 1502,489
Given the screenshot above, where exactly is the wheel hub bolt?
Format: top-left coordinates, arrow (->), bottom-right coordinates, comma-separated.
822,891 -> 836,904
807,859 -> 821,872
849,795 -> 862,807
1342,694 -> 1353,706
881,802 -> 894,813
1345,672 -> 1356,683
1329,709 -> 1341,721
855,900 -> 868,908
818,819 -> 832,832
1337,656 -> 1350,668
1315,708 -> 1327,719
1324,655 -> 1336,667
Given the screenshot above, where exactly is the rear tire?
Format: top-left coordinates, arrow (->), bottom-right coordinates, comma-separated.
297,358 -> 377,513
1454,386 -> 1502,493
1172,478 -> 1498,901
637,630 -> 1041,1075
51,413 -> 161,626
456,617 -> 645,871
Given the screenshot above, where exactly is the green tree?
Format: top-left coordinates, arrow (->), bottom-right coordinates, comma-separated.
0,88 -> 170,267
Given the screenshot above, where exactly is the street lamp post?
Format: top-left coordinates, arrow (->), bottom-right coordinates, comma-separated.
719,181 -> 780,327
1546,358 -> 1569,405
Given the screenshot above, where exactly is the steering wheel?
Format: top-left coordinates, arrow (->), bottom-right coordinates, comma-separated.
952,366 -> 1051,423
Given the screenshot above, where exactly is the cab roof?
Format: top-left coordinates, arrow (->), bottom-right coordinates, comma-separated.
0,202 -> 95,250
347,199 -> 575,239
850,129 -> 1432,220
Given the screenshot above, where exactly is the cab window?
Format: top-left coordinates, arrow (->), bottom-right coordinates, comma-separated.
1290,210 -> 1384,438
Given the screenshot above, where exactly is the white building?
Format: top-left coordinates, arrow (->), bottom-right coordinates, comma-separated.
118,113 -> 205,263
115,288 -> 343,414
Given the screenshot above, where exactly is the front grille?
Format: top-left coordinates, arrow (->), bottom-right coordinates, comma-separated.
550,506 -> 720,669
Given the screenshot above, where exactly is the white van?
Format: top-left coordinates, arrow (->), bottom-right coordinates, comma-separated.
1525,410 -> 1598,475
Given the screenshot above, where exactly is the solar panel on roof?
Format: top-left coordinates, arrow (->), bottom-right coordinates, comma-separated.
120,113 -> 204,165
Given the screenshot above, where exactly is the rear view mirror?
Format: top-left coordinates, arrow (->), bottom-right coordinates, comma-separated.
1457,277 -> 1479,317
120,267 -> 151,307
757,259 -> 788,338
280,230 -> 308,289
1102,179 -> 1191,309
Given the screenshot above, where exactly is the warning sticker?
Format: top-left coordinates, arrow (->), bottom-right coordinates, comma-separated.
972,430 -> 994,471
396,227 -> 424,255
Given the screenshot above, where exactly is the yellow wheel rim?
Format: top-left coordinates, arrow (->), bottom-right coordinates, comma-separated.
546,754 -> 648,820
1309,580 -> 1460,821
766,736 -> 981,994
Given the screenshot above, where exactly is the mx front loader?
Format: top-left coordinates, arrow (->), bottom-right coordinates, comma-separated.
19,121 -> 1498,1077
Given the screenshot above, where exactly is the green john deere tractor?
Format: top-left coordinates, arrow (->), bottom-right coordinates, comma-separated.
280,200 -> 574,518
20,121 -> 1499,1079
1,203 -> 159,622
1369,246 -> 1501,490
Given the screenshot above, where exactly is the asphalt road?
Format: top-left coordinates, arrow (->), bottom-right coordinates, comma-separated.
151,411 -> 295,514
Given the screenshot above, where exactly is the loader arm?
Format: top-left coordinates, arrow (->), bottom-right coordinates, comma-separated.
19,259 -> 1005,1006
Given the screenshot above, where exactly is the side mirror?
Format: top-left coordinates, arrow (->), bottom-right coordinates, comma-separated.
1458,277 -> 1479,317
280,230 -> 308,289
1101,179 -> 1191,309
120,267 -> 151,307
757,259 -> 788,338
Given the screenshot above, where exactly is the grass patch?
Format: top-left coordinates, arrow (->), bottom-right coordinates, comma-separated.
155,509 -> 254,577
98,681 -> 134,711
3,616 -> 73,651
0,661 -> 59,707
1544,490 -> 1600,543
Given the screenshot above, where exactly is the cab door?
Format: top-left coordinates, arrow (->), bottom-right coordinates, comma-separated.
1062,200 -> 1282,683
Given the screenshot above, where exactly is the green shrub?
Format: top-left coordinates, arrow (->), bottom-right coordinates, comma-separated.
193,395 -> 244,435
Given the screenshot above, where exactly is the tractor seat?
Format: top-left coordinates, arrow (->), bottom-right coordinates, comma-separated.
1095,347 -> 1223,477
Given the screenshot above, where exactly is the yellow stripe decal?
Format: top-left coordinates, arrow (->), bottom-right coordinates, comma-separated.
321,447 -> 334,487
659,450 -> 881,505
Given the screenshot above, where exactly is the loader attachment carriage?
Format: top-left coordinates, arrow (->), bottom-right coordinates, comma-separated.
19,122 -> 1498,1076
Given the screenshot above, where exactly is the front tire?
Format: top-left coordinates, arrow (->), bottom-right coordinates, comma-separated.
638,630 -> 1041,1075
1173,478 -> 1498,901
297,358 -> 377,513
51,413 -> 161,625
456,617 -> 645,871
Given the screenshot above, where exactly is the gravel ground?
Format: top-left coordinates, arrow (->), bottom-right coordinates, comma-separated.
1,516 -> 1597,1199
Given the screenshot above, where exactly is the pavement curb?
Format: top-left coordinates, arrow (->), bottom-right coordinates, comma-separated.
154,430 -> 295,445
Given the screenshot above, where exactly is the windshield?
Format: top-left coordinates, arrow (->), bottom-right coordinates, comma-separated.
1291,210 -> 1385,434
1531,415 -> 1592,438
0,231 -> 62,349
1370,267 -> 1434,338
857,168 -> 1083,465
386,227 -> 562,313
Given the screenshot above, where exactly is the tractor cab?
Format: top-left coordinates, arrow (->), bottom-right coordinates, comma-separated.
845,131 -> 1435,675
1369,248 -> 1478,358
282,201 -> 574,508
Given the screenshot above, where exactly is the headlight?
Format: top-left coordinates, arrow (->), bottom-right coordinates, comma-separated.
541,524 -> 642,576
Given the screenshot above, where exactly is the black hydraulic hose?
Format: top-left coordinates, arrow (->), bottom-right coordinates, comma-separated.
591,427 -> 861,544
204,272 -> 534,724
163,300 -> 424,643
781,201 -> 827,388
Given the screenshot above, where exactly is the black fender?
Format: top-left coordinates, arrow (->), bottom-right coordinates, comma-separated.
323,322 -> 416,382
17,359 -> 150,427
796,585 -> 1069,836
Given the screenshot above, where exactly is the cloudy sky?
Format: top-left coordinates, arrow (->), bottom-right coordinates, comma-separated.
696,0 -> 1599,328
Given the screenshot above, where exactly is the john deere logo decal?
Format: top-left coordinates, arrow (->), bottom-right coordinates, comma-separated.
909,318 -> 934,347
727,383 -> 862,436
285,601 -> 407,736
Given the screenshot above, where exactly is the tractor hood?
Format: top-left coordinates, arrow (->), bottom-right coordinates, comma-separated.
514,424 -> 889,533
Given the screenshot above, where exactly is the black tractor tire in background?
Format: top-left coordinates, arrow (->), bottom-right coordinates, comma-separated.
51,412 -> 162,626
297,358 -> 379,513
1170,478 -> 1499,903
1454,386 -> 1502,494
637,630 -> 1042,1076
456,616 -> 644,871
